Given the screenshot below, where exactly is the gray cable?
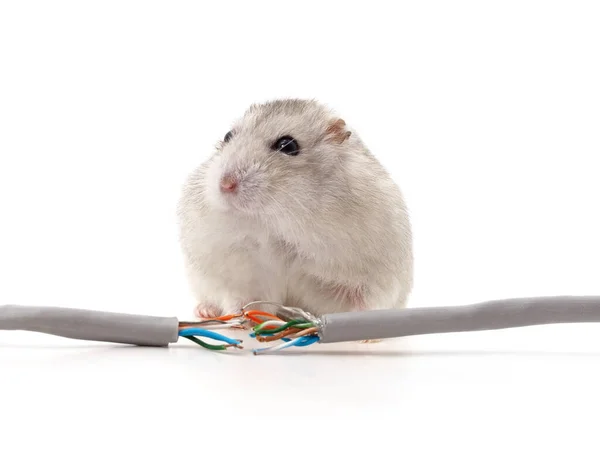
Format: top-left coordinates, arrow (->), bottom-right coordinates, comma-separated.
0,304 -> 179,346
318,295 -> 600,343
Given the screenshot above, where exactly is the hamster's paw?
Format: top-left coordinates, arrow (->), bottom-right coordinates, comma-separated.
194,302 -> 223,318
223,298 -> 257,317
194,298 -> 258,319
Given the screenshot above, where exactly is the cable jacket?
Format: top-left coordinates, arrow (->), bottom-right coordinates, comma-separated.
0,305 -> 179,346
318,295 -> 600,343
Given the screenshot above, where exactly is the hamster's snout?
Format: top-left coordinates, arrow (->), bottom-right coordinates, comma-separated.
220,174 -> 239,193
214,165 -> 264,213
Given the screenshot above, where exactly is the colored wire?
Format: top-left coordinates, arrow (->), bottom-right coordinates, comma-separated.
244,310 -> 282,323
179,320 -> 228,327
281,326 -> 319,340
179,314 -> 244,327
253,319 -> 287,331
178,327 -> 243,350
198,322 -> 245,330
211,312 -> 245,322
249,312 -> 320,353
291,326 -> 319,337
179,321 -> 245,331
254,319 -> 315,335
255,326 -> 319,342
252,335 -> 320,355
255,327 -> 301,342
177,307 -> 319,353
183,335 -> 237,351
178,328 -> 241,344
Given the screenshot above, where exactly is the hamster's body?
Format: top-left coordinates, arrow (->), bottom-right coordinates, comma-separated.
177,99 -> 413,318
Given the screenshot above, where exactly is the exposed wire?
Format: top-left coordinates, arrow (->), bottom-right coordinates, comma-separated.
256,326 -> 320,342
254,319 -> 315,335
254,327 -> 301,342
178,327 -> 243,350
177,304 -> 320,353
244,310 -> 282,324
288,327 -> 319,338
179,320 -> 246,330
210,312 -> 245,322
179,312 -> 245,327
183,335 -> 239,351
253,319 -> 288,331
179,319 -> 229,327
242,301 -> 318,323
252,335 -> 320,355
250,313 -> 320,352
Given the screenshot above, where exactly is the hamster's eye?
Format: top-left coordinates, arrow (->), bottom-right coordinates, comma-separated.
272,136 -> 300,156
223,131 -> 233,143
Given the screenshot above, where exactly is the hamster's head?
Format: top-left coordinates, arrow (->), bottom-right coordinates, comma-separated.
203,99 -> 354,220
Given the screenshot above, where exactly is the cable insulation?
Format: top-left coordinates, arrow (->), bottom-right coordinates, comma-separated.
319,295 -> 600,343
0,304 -> 179,346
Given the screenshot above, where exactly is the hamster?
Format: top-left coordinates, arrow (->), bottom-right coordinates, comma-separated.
177,99 -> 413,319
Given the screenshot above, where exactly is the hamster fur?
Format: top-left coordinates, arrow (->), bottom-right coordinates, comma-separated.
177,99 -> 413,318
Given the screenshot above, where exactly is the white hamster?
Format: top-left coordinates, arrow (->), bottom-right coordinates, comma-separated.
177,99 -> 413,318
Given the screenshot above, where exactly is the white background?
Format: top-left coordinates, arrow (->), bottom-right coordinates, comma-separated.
1,1 -> 599,467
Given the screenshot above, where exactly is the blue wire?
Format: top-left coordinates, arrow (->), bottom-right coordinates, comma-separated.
250,333 -> 319,344
178,328 -> 241,345
294,336 -> 320,347
252,334 -> 320,354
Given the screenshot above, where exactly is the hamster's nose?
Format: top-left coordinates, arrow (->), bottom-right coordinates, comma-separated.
220,175 -> 238,193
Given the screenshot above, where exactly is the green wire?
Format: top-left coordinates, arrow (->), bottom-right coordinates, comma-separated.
183,335 -> 228,351
254,320 -> 315,336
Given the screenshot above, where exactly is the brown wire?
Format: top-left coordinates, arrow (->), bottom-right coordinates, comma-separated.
255,327 -> 303,342
287,327 -> 319,339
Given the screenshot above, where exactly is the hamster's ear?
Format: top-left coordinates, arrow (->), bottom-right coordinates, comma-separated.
325,118 -> 352,144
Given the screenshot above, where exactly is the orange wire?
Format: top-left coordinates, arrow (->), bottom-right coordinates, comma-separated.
178,312 -> 244,327
244,310 -> 282,323
178,309 -> 284,331
213,312 -> 244,322
179,313 -> 244,330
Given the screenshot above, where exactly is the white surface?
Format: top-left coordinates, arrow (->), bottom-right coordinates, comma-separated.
1,1 -> 600,467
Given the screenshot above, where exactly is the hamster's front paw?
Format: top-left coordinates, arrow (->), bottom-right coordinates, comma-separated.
194,302 -> 223,318
193,298 -> 256,319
